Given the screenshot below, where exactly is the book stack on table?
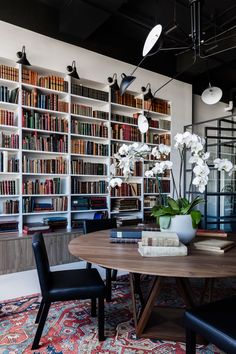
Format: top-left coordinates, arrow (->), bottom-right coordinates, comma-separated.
110,228 -> 188,256
193,239 -> 235,253
138,231 -> 188,257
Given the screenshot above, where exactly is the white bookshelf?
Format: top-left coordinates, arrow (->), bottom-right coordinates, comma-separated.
0,57 -> 171,234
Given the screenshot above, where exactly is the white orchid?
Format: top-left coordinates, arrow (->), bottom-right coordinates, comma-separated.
159,144 -> 171,156
109,177 -> 123,188
109,134 -> 233,196
214,158 -> 234,175
145,170 -> 154,178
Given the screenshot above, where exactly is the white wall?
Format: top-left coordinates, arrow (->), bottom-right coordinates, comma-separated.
193,94 -> 231,123
0,20 -> 192,297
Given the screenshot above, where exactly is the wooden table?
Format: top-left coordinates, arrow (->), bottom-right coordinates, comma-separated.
69,230 -> 236,341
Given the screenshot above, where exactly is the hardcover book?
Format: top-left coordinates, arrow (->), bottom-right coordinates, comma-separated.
138,242 -> 188,257
193,239 -> 235,253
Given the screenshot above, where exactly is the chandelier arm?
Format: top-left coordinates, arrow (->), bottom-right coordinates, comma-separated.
203,34 -> 236,46
160,46 -> 192,51
199,44 -> 236,59
147,53 -> 197,114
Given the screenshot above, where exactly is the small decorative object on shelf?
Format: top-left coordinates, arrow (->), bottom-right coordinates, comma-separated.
109,132 -> 235,244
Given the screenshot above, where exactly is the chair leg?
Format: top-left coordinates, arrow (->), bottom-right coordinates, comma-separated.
86,262 -> 92,269
35,299 -> 45,324
105,268 -> 112,302
32,302 -> 50,350
111,269 -> 118,281
91,298 -> 97,317
98,296 -> 105,341
186,327 -> 196,354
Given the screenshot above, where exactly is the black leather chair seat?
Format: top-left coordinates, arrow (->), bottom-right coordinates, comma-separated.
185,296 -> 236,354
48,268 -> 105,301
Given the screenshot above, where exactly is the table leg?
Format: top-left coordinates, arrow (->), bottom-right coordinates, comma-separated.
129,275 -> 202,342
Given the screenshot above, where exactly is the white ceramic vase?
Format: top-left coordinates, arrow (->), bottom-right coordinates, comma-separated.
160,214 -> 197,244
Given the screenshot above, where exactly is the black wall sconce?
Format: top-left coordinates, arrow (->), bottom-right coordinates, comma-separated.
16,46 -> 31,66
141,83 -> 154,101
107,73 -> 120,91
67,60 -> 80,79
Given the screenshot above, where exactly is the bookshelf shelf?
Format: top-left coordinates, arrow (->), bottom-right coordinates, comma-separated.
0,213 -> 19,217
22,149 -> 68,155
71,209 -> 108,213
0,195 -> 19,198
70,133 -> 108,141
22,127 -> 69,136
71,94 -> 108,106
110,120 -> 138,128
22,105 -> 68,116
22,211 -> 68,215
22,194 -> 68,197
22,83 -> 68,96
0,58 -> 171,235
71,114 -> 108,123
0,102 -> 18,110
0,124 -> 18,131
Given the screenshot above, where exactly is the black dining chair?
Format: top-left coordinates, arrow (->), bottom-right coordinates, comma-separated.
185,296 -> 236,354
83,218 -> 118,302
32,232 -> 105,350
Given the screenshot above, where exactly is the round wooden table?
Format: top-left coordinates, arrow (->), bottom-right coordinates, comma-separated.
69,230 -> 236,341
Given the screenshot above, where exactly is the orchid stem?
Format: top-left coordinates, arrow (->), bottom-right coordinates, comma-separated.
171,169 -> 179,199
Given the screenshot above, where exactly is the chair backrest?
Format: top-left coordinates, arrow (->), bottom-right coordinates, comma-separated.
83,218 -> 117,234
32,232 -> 51,295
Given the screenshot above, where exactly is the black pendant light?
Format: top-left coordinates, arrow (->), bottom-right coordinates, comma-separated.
107,73 -> 120,91
16,46 -> 31,66
66,60 -> 80,80
120,73 -> 136,96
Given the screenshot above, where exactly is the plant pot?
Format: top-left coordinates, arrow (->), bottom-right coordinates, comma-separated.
160,215 -> 197,245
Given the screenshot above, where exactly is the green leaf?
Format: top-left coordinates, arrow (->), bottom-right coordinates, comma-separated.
191,210 -> 202,228
167,197 -> 180,212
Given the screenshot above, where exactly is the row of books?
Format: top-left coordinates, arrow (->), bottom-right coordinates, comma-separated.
71,120 -> 108,138
71,180 -> 108,194
71,103 -> 92,116
71,140 -> 108,156
71,196 -> 107,210
22,196 -> 68,213
0,132 -> 19,149
71,83 -> 108,102
159,133 -> 171,145
144,195 -> 159,208
22,69 -> 68,92
2,199 -> 19,214
110,183 -> 141,197
0,151 -> 19,172
144,132 -> 159,144
0,180 -> 18,195
71,160 -> 107,175
0,109 -> 15,126
22,133 -> 68,153
112,123 -> 141,142
111,112 -> 139,125
111,91 -> 142,108
111,198 -> 140,212
0,65 -> 19,82
93,110 -> 109,120
22,156 -> 67,174
22,110 -> 68,132
115,215 -> 142,227
143,179 -> 170,194
0,87 -> 18,103
0,220 -> 18,233
144,98 -> 171,115
22,178 -> 61,195
22,89 -> 68,112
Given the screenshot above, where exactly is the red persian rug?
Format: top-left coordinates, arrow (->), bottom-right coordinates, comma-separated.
0,275 -> 235,353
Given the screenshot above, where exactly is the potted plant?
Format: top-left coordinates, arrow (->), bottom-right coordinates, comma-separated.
109,132 -> 234,244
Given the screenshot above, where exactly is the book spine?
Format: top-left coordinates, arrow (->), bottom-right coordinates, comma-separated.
110,231 -> 142,239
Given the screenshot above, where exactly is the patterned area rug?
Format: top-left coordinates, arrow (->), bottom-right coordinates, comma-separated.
0,275 -> 235,353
